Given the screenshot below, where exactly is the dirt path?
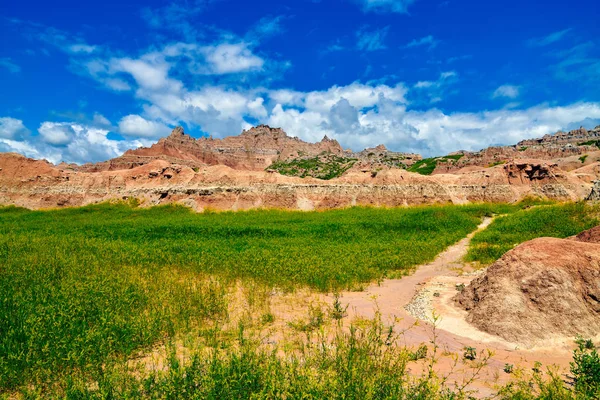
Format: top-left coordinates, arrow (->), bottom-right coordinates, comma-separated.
329,217 -> 494,327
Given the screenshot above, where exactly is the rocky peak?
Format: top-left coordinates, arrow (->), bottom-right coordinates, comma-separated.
169,126 -> 185,137
241,124 -> 287,138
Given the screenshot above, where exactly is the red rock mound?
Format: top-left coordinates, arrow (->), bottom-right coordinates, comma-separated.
455,232 -> 600,345
82,125 -> 347,172
575,225 -> 600,243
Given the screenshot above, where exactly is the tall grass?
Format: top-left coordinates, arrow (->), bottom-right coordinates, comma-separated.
0,202 -> 522,292
36,315 -> 487,399
0,201 -> 560,395
465,202 -> 599,265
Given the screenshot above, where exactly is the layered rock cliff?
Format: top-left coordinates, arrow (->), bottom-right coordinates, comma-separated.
432,125 -> 600,174
0,125 -> 598,211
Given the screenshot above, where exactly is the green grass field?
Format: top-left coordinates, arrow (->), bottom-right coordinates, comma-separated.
1,201 -> 599,398
465,202 -> 599,265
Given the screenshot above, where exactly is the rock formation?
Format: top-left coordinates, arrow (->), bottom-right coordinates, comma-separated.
574,225 -> 600,243
588,180 -> 600,202
81,125 -> 350,172
0,125 -> 599,210
432,125 -> 600,174
454,230 -> 600,345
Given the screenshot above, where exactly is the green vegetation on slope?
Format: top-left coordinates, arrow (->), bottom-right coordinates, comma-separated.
407,154 -> 464,175
578,140 -> 600,147
268,154 -> 357,179
466,202 -> 599,265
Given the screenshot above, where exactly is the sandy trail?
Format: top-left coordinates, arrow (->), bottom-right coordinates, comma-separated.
329,217 -> 494,328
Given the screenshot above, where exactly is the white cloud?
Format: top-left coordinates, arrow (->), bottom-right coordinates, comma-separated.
247,97 -> 268,118
412,71 -> 458,104
302,82 -> 408,112
0,117 -> 28,139
356,26 -> 389,51
0,138 -> 41,159
32,122 -> 152,164
492,84 -> 520,99
527,28 -> 572,47
38,122 -> 76,146
201,43 -> 264,74
118,115 -> 171,138
105,78 -> 132,91
92,113 -> 111,127
403,103 -> 600,155
414,71 -> 457,89
33,33 -> 598,162
404,35 -> 439,50
263,85 -> 600,157
355,0 -> 417,14
1,119 -> 153,164
112,57 -> 181,91
4,100 -> 600,164
68,44 -> 97,54
247,15 -> 285,41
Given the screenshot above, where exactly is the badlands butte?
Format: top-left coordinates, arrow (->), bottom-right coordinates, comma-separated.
1,124 -> 600,210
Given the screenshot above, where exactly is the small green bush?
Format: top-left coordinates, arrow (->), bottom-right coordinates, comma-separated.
570,337 -> 600,398
463,346 -> 477,361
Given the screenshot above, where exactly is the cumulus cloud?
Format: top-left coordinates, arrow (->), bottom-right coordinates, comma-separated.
329,99 -> 360,133
92,113 -> 111,127
118,115 -> 171,138
202,43 -> 264,74
402,103 -> 600,155
0,117 -> 29,140
355,0 -> 417,14
3,98 -> 600,164
492,84 -> 520,99
0,118 -> 156,164
39,122 -> 75,146
0,138 -> 43,160
113,57 -> 180,91
267,95 -> 600,156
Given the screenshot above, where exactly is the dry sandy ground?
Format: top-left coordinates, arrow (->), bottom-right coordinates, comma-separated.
270,218 -> 580,397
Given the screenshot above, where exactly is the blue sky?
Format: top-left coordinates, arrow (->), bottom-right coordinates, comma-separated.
1,0 -> 600,163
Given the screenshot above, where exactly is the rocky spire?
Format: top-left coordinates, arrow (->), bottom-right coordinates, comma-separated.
170,126 -> 185,136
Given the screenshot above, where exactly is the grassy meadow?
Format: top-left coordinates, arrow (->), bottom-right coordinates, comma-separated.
466,202 -> 600,265
1,200 -> 599,398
